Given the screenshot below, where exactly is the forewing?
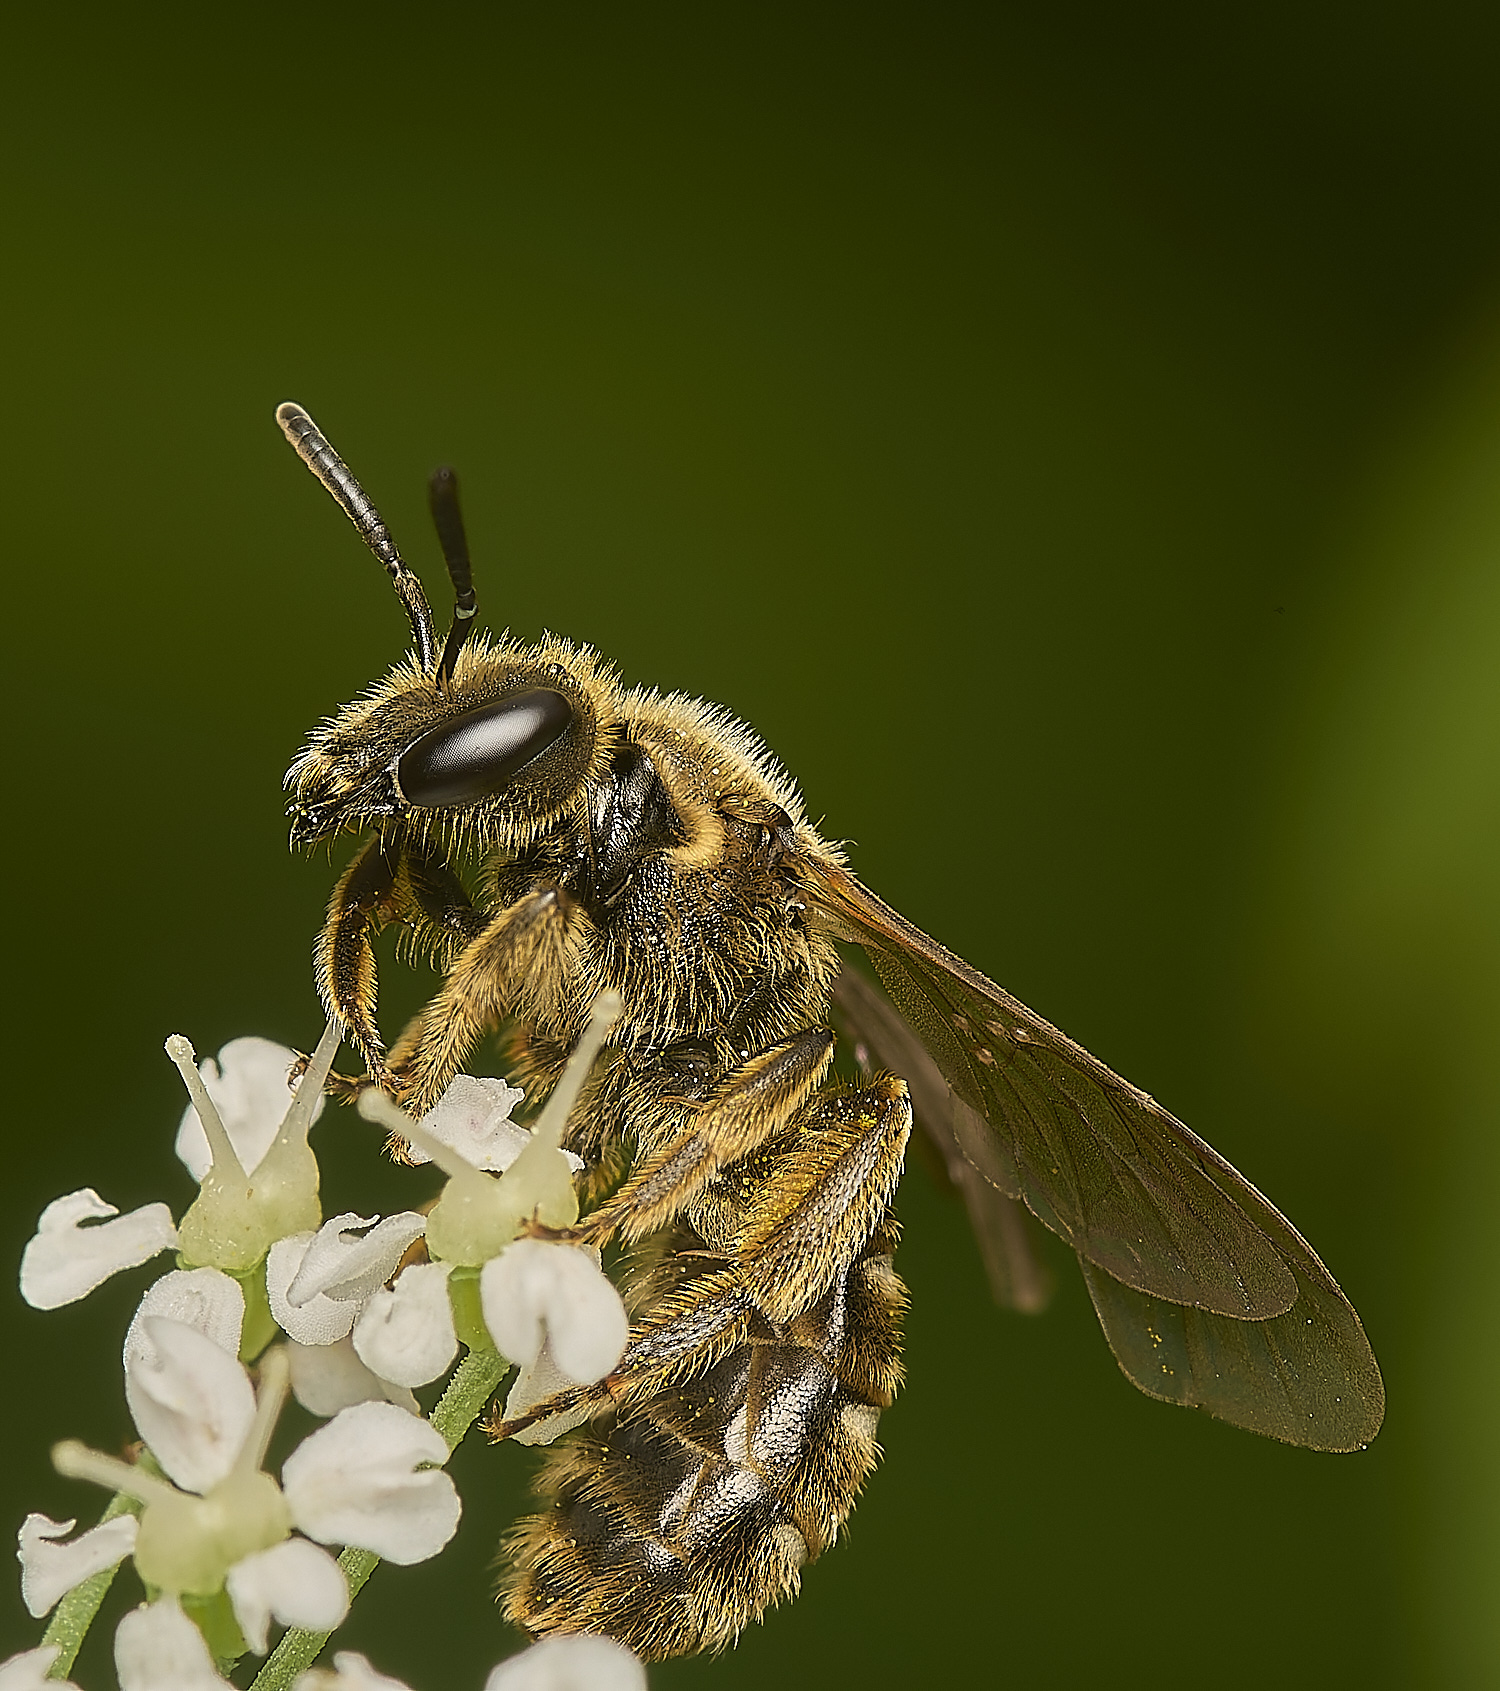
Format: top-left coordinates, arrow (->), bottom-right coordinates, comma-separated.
806,862 -> 1297,1319
1079,1166 -> 1385,1448
832,965 -> 1053,1313
806,862 -> 1384,1448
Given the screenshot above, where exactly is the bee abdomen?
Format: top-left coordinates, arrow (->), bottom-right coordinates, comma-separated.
501,1227 -> 906,1660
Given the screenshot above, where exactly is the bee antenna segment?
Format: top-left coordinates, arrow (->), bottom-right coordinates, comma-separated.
429,464 -> 478,688
275,401 -> 438,669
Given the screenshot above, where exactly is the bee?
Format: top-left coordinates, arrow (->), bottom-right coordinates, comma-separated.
278,402 -> 1384,1661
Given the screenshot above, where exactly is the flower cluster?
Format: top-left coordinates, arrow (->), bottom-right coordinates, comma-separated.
296,1636 -> 645,1691
0,1630 -> 644,1691
13,997 -> 640,1684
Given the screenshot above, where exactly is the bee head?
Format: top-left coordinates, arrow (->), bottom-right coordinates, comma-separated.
278,404 -> 617,851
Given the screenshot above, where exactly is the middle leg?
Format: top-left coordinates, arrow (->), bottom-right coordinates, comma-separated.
385,884 -> 579,1112
494,1073 -> 911,1437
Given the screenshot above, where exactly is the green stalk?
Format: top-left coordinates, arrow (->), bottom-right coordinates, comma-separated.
40,1491 -> 145,1677
247,1347 -> 509,1691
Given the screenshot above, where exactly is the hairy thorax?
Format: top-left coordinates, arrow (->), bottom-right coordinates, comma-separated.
487,743 -> 843,1173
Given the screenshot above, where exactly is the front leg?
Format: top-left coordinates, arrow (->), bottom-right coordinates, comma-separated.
386,885 -> 579,1113
315,837 -> 403,1088
316,835 -> 486,1092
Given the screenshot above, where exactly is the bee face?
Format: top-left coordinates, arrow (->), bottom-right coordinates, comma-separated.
285,635 -> 618,851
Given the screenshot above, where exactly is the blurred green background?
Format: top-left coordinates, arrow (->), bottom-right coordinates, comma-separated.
5,2 -> 1500,1685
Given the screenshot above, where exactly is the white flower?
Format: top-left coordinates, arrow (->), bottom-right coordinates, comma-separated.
294,1650 -> 410,1691
268,1237 -> 359,1348
20,1190 -> 177,1311
66,1327 -> 302,1611
265,1213 -> 442,1401
171,1029 -> 336,1273
287,1337 -> 419,1418
357,995 -> 619,1276
267,1213 -> 428,1346
124,1272 -> 248,1470
17,1511 -> 139,1617
292,1639 -> 648,1691
226,1536 -> 352,1654
285,1212 -> 431,1307
484,1635 -> 647,1691
124,1269 -> 245,1378
353,997 -> 628,1430
0,1646 -> 82,1691
114,1597 -> 234,1691
52,1335 -> 403,1653
176,1036 -> 325,1180
293,1650 -> 414,1691
501,1340 -> 599,1448
19,1025 -> 341,1309
129,1317 -> 259,1495
281,1401 -> 460,1564
409,1074 -> 529,1172
352,1261 -> 458,1387
482,1240 -> 628,1385
407,1075 -> 585,1177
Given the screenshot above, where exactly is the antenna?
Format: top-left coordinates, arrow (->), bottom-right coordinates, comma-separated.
428,465 -> 478,689
275,402 -> 438,669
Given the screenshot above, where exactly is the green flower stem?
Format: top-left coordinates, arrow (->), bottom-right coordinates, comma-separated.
183,1586 -> 250,1671
41,1490 -> 145,1677
236,1264 -> 281,1363
429,1344 -> 509,1453
447,1267 -> 491,1356
247,1346 -> 509,1691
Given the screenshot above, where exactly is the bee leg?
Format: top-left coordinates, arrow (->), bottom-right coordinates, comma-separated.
320,837 -> 492,1098
578,1028 -> 837,1247
495,1075 -> 911,1440
323,841 -> 494,1158
705,1073 -> 911,1327
489,1265 -> 754,1442
395,843 -> 490,965
316,836 -> 406,1089
385,885 -> 576,1113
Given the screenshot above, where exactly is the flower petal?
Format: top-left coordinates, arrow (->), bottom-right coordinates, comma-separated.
412,1075 -> 529,1172
352,1263 -> 457,1388
20,1190 -> 178,1310
287,1213 -> 428,1308
17,1510 -> 139,1617
292,1651 -> 413,1691
114,1597 -> 234,1691
126,1317 -> 257,1495
176,1037 -> 322,1180
483,1636 -> 647,1691
0,1646 -> 82,1691
502,1343 -> 599,1448
124,1269 -> 246,1377
481,1240 -> 628,1383
226,1537 -> 348,1654
268,1235 -> 358,1346
282,1401 -> 459,1564
287,1337 -> 420,1418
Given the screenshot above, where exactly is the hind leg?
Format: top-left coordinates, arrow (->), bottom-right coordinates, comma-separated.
493,1075 -> 911,1439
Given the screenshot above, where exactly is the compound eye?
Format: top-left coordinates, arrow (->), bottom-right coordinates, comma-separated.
397,688 -> 574,808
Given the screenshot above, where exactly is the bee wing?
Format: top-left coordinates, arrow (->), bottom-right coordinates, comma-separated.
806,861 -> 1384,1450
832,964 -> 1053,1314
